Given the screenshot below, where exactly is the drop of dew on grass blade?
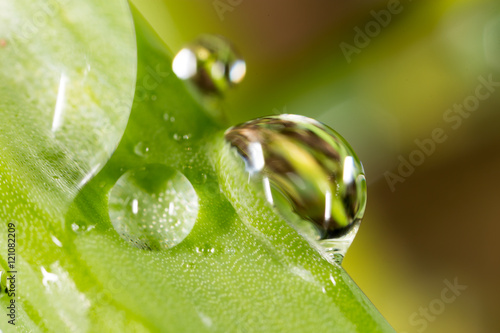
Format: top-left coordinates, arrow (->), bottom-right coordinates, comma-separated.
172,34 -> 246,95
108,164 -> 199,250
134,141 -> 150,158
225,114 -> 367,263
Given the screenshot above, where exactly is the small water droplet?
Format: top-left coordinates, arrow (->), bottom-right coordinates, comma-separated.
108,164 -> 199,250
225,114 -> 367,263
134,142 -> 150,157
200,173 -> 208,184
172,34 -> 246,94
182,262 -> 196,271
51,235 -> 63,247
41,266 -> 59,287
71,222 -> 95,234
195,246 -> 216,255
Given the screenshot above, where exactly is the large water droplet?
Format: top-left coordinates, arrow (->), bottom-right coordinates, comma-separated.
0,1 -> 137,214
108,164 -> 199,250
225,115 -> 367,263
172,34 -> 246,94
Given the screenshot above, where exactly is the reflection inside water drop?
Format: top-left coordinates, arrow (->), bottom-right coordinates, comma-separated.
225,114 -> 367,262
108,164 -> 199,250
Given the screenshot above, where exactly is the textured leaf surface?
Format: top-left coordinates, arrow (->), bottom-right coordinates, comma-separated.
0,2 -> 394,332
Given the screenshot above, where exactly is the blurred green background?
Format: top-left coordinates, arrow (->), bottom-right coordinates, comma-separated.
131,0 -> 500,332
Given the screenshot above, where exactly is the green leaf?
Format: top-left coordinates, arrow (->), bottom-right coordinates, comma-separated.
0,1 -> 395,332
0,0 -> 137,214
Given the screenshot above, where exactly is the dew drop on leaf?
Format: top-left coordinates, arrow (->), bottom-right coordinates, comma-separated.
71,222 -> 95,234
108,164 -> 199,250
133,141 -> 150,158
172,34 -> 246,94
225,114 -> 367,263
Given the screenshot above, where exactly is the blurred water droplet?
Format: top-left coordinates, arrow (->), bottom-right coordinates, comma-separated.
225,114 -> 367,263
41,266 -> 59,287
134,141 -> 150,157
51,235 -> 63,247
172,34 -> 246,94
200,173 -> 208,184
71,222 -> 95,234
108,164 -> 199,250
182,262 -> 196,271
163,113 -> 177,123
195,246 -> 216,255
0,1 -> 137,210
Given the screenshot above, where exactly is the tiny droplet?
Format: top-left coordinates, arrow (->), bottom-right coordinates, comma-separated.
134,141 -> 150,157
